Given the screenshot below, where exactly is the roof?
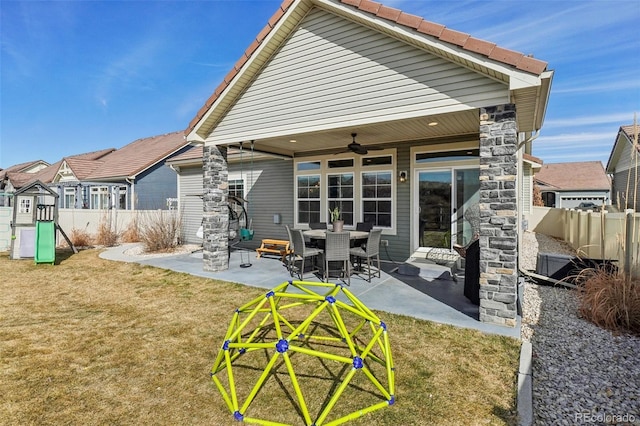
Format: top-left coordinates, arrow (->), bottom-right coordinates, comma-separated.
534,161 -> 610,191
86,131 -> 189,180
605,123 -> 639,172
186,0 -> 550,138
621,124 -> 639,140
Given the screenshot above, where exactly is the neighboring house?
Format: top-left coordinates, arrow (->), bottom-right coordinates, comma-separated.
534,161 -> 611,208
51,131 -> 191,210
606,124 -> 640,211
185,0 -> 554,327
0,160 -> 50,206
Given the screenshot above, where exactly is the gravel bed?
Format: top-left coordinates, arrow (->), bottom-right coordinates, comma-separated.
521,232 -> 640,425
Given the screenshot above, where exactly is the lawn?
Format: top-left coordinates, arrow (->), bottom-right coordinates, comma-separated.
0,249 -> 520,425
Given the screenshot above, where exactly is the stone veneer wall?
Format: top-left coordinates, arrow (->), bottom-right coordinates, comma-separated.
478,104 -> 518,327
202,145 -> 229,272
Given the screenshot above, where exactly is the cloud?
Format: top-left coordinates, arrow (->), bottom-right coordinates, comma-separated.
93,37 -> 164,108
544,114 -> 637,128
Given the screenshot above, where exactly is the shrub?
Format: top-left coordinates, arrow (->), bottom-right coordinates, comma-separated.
94,216 -> 119,247
120,216 -> 140,243
138,210 -> 182,252
70,227 -> 93,247
576,266 -> 640,335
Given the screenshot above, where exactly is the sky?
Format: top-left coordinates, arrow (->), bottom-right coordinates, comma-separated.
1,0 -> 639,170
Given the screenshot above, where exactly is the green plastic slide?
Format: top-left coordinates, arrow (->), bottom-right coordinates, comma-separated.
35,221 -> 56,264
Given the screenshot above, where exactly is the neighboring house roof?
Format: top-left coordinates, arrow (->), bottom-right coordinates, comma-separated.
186,0 -> 552,143
606,123 -> 640,173
534,161 -> 610,191
63,158 -> 106,180
1,160 -> 49,174
86,131 -> 189,180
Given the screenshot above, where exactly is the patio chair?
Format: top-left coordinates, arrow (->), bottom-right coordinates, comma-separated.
309,222 -> 327,230
307,222 -> 326,247
323,231 -> 351,285
350,229 -> 382,282
353,221 -> 373,249
290,228 -> 322,280
284,225 -> 296,275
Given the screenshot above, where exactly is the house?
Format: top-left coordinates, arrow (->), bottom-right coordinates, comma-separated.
185,0 -> 554,327
0,160 -> 50,206
606,124 -> 640,211
46,131 -> 191,210
534,161 -> 610,208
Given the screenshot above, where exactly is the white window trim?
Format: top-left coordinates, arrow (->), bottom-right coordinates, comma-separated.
293,149 -> 397,234
410,143 -> 479,251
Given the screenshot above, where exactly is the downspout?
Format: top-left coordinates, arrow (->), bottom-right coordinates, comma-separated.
126,177 -> 135,210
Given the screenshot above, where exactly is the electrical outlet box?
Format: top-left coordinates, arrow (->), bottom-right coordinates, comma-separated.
381,239 -> 389,247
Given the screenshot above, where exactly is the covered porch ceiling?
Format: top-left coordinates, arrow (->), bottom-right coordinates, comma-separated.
222,109 -> 480,158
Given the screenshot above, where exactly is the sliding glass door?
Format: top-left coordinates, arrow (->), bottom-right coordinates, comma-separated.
417,167 -> 479,249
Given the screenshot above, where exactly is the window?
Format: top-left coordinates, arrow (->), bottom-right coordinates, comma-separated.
362,171 -> 392,227
416,149 -> 479,163
64,187 -> 76,208
327,173 -> 354,226
90,186 -> 109,209
362,155 -> 392,166
229,179 -> 244,199
297,175 -> 321,223
297,161 -> 321,171
294,149 -> 396,231
116,186 -> 127,209
19,198 -> 31,214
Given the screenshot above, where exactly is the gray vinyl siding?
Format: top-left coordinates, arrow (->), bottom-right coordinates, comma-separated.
178,167 -> 204,244
229,158 -> 294,247
383,144 -> 412,262
612,168 -> 640,211
135,162 -> 179,210
208,8 -> 507,143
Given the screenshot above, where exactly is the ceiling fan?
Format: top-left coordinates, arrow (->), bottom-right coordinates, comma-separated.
335,133 -> 384,155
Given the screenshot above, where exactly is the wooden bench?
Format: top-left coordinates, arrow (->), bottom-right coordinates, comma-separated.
256,239 -> 292,261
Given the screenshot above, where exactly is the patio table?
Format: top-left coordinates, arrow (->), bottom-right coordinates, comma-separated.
302,229 -> 369,240
302,230 -> 370,280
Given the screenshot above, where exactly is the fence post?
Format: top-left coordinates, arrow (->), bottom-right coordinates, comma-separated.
625,211 -> 633,276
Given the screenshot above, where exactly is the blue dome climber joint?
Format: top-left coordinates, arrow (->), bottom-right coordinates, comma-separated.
276,339 -> 289,353
353,356 -> 363,369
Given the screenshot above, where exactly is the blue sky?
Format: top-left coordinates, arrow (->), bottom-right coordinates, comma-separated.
1,0 -> 639,169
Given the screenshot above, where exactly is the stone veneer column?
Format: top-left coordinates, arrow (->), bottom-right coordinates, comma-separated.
478,104 -> 518,327
202,145 -> 229,272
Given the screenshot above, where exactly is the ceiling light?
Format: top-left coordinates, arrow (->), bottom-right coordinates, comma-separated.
428,122 -> 438,126
289,139 -> 297,143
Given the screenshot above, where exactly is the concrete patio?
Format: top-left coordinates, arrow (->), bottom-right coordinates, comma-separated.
100,244 -> 520,339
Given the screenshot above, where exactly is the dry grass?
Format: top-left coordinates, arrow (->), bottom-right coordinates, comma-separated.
138,210 -> 182,252
0,249 -> 519,425
576,267 -> 640,335
120,217 -> 140,243
70,227 -> 93,247
94,219 -> 119,247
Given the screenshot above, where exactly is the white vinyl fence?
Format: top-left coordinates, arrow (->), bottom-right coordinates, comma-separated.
528,207 -> 640,276
0,208 -> 180,252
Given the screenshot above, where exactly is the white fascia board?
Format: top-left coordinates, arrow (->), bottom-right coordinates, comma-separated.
316,0 -> 542,90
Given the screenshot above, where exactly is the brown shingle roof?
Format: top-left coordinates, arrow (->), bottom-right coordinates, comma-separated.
621,124 -> 639,142
186,0 -> 549,136
86,131 -> 188,179
64,158 -> 106,180
534,161 -> 610,191
166,144 -> 203,163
